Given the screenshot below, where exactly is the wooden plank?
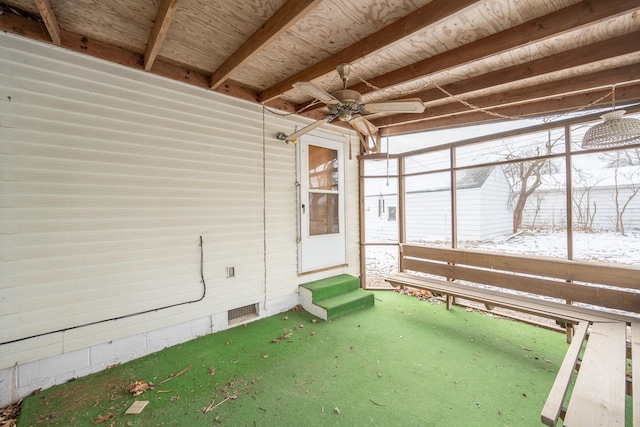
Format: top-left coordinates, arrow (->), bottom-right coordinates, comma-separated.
386,273 -> 639,324
564,322 -> 627,426
375,105 -> 640,157
374,30 -> 640,128
402,244 -> 640,290
385,84 -> 640,135
348,0 -> 640,96
125,400 -> 149,415
34,0 -> 61,45
209,0 -> 323,89
144,0 -> 180,71
541,321 -> 589,426
397,64 -> 640,121
633,323 -> 640,427
402,257 -> 640,313
258,0 -> 479,102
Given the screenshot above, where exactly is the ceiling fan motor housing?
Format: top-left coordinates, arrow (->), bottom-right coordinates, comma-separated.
332,89 -> 362,105
330,89 -> 364,120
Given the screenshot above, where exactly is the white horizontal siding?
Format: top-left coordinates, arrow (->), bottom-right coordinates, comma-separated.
523,186 -> 640,231
0,32 -> 359,377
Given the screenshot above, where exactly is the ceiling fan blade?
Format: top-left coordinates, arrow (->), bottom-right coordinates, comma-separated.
283,115 -> 336,142
363,98 -> 425,114
350,116 -> 379,136
293,82 -> 340,105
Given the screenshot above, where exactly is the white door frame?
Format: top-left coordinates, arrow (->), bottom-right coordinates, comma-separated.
297,134 -> 347,273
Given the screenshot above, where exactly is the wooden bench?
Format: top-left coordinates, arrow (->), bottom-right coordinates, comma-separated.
384,244 -> 640,425
541,321 -> 639,426
385,244 -> 640,337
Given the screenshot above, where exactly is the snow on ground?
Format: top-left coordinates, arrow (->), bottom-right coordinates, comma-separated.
472,229 -> 640,265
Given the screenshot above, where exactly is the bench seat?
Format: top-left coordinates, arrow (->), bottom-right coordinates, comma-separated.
541,321 -> 637,426
384,244 -> 640,426
386,272 -> 640,326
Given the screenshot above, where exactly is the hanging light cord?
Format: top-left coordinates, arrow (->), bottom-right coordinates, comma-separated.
429,79 -> 616,121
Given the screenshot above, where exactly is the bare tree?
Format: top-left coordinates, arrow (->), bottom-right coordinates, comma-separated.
571,168 -> 601,231
530,194 -> 544,229
603,150 -> 640,235
503,131 -> 563,233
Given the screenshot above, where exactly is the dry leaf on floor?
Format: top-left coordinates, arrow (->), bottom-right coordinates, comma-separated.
208,367 -> 217,376
127,380 -> 150,397
91,413 -> 113,424
0,399 -> 22,427
282,316 -> 288,320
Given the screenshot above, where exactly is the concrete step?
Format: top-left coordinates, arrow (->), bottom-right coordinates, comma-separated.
299,274 -> 374,320
316,289 -> 375,321
300,274 -> 361,303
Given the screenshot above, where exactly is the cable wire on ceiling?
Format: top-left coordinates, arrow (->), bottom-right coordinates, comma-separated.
429,79 -> 616,121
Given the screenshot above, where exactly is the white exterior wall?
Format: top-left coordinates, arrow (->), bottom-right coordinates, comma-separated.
468,167 -> 512,240
0,33 -> 360,406
364,193 -> 399,243
405,190 -> 453,242
364,169 -> 512,243
522,185 -> 640,231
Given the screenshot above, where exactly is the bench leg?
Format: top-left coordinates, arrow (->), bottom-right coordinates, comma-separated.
446,295 -> 453,310
566,324 -> 574,344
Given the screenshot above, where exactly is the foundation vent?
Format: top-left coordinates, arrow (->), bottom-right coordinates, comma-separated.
228,303 -> 258,323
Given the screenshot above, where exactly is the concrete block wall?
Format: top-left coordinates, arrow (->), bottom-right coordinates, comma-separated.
0,293 -> 297,407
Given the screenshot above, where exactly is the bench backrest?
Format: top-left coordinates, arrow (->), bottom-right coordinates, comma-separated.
400,244 -> 640,315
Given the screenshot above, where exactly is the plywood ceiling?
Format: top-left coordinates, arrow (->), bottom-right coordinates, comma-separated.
1,0 -> 639,137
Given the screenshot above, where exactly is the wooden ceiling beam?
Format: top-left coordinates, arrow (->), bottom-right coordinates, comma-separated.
382,82 -> 640,136
144,0 -> 180,71
348,0 -> 640,96
412,65 -> 640,120
367,104 -> 640,159
258,0 -> 479,102
34,0 -> 61,45
372,31 -> 640,127
0,9 -> 299,113
209,0 -> 323,90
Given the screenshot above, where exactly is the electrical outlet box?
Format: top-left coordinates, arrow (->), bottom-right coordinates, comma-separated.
227,267 -> 235,278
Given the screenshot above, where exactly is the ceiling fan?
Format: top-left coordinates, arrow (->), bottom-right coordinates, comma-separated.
276,64 -> 425,146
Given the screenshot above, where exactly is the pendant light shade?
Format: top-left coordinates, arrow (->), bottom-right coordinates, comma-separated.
582,109 -> 640,149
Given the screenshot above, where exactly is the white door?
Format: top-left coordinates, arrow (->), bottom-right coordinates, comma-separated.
298,134 -> 347,273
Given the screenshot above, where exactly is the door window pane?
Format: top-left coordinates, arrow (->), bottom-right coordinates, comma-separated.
309,193 -> 339,235
309,145 -> 338,190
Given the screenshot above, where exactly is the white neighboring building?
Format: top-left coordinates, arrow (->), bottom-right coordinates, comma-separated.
365,166 -> 513,243
521,165 -> 640,231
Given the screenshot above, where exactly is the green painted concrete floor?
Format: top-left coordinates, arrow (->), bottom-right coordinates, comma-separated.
18,291 -> 576,427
